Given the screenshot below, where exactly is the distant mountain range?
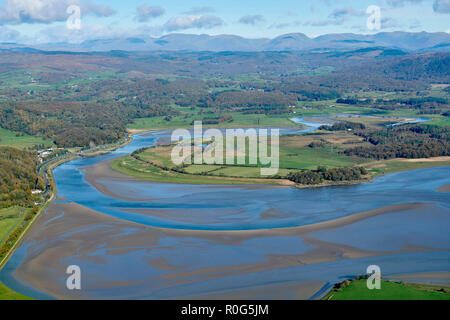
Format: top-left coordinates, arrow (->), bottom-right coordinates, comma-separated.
1,31 -> 450,52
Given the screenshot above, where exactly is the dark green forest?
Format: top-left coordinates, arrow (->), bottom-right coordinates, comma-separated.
0,147 -> 44,208
0,50 -> 448,148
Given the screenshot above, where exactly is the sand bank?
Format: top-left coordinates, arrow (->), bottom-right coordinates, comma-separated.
398,156 -> 450,163
11,200 -> 442,300
437,184 -> 450,193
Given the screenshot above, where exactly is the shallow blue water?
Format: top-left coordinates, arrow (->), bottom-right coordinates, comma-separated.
53,153 -> 450,230
0,115 -> 448,299
49,114 -> 447,231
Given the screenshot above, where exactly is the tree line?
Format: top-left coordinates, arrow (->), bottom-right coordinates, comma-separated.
0,147 -> 44,208
287,166 -> 368,185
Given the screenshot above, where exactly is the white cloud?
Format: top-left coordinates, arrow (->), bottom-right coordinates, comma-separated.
329,7 -> 364,19
164,15 -> 224,31
0,0 -> 115,25
135,5 -> 164,23
238,15 -> 265,26
386,0 -> 425,8
305,6 -> 364,27
183,7 -> 215,15
409,19 -> 421,29
381,17 -> 403,29
433,0 -> 450,13
0,26 -> 22,42
37,23 -> 135,44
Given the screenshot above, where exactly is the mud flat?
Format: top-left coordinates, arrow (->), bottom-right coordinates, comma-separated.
385,271 -> 450,287
1,127 -> 448,300
437,184 -> 450,193
2,200 -> 449,300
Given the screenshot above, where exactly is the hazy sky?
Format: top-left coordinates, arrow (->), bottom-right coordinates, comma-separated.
0,0 -> 449,43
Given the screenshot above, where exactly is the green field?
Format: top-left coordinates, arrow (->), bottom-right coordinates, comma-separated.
0,207 -> 27,245
0,207 -> 33,300
128,112 -> 300,130
0,128 -> 54,149
128,97 -> 450,132
117,110 -> 450,185
366,159 -> 450,176
325,279 -> 450,300
111,156 -> 279,185
0,282 -> 31,300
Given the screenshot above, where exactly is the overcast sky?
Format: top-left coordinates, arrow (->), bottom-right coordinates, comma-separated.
0,0 -> 449,44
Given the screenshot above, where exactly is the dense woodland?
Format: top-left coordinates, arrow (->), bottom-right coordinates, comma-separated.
0,50 -> 448,147
341,124 -> 450,160
0,147 -> 44,208
287,166 -> 368,185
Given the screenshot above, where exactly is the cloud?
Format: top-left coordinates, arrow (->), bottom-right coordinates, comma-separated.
164,15 -> 224,31
328,6 -> 364,19
306,6 -> 364,27
83,0 -> 115,17
0,0 -> 115,25
307,19 -> 345,27
381,17 -> 402,29
269,22 -> 291,29
409,19 -> 421,29
37,23 -> 126,43
34,22 -> 167,44
433,0 -> 450,13
135,5 -> 165,23
238,14 -> 265,25
386,0 -> 424,7
183,6 -> 215,14
0,26 -> 22,42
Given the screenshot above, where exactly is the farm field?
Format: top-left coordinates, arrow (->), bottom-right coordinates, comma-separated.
0,281 -> 31,300
325,279 -> 450,300
0,207 -> 27,246
0,128 -> 54,149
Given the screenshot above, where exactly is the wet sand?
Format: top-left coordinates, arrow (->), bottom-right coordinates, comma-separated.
398,156 -> 450,163
82,158 -> 291,202
81,159 -> 155,202
386,271 -> 450,281
385,271 -> 450,287
10,199 -> 447,300
181,280 -> 327,300
437,184 -> 450,193
13,143 -> 447,299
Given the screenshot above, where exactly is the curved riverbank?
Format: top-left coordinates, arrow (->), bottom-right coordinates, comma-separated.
2,198 -> 449,300
109,114 -> 436,187
0,114 -> 448,300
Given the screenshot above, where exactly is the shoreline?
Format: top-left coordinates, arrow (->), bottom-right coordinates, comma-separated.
0,133 -> 136,298
9,200 -> 445,300
79,147 -> 450,204
105,153 -> 449,190
108,128 -> 450,188
3,123 -> 449,299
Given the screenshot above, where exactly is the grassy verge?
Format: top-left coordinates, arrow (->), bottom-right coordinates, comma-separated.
111,156 -> 281,185
365,159 -> 450,176
0,206 -> 38,301
0,281 -> 32,300
127,112 -> 300,130
0,128 -> 54,149
324,279 -> 450,300
0,207 -> 28,246
114,119 -> 450,186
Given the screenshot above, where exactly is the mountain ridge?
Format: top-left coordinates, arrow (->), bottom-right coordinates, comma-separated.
2,31 -> 449,52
